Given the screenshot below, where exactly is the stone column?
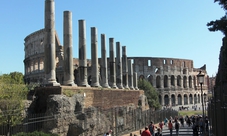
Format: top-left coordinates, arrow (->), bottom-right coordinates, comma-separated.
175,94 -> 178,106
44,0 -> 60,86
122,46 -> 129,89
180,76 -> 183,88
90,27 -> 100,87
100,34 -> 110,88
174,75 -> 178,89
116,42 -> 124,89
128,59 -> 134,90
63,11 -> 76,86
168,75 -> 171,88
160,76 -> 164,88
162,95 -> 165,106
153,74 -> 156,88
109,38 -> 118,89
78,20 -> 90,87
133,72 -> 139,90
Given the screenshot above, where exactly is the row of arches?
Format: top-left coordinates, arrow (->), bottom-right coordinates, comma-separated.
145,74 -> 204,89
159,93 -> 207,106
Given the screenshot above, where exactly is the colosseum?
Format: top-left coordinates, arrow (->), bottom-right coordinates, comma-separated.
24,28 -> 209,107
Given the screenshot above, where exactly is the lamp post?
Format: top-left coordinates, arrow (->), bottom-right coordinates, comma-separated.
197,71 -> 205,135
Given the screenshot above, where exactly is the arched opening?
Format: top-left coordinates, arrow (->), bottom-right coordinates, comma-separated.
189,76 -> 192,88
194,94 -> 197,104
177,75 -> 181,87
189,94 -> 193,104
184,94 -> 188,105
164,75 -> 168,88
171,94 -> 176,106
178,94 -> 182,105
159,95 -> 162,105
156,76 -> 161,88
147,75 -> 153,86
164,95 -> 169,106
171,75 -> 175,87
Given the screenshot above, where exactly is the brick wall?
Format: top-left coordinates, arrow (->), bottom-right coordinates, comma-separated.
83,89 -> 144,110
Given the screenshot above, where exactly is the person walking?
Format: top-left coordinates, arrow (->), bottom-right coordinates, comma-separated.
168,120 -> 173,136
149,121 -> 155,136
155,128 -> 162,136
141,126 -> 152,136
175,120 -> 180,136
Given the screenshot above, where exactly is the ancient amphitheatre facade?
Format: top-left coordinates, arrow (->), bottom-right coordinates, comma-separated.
24,29 -> 208,107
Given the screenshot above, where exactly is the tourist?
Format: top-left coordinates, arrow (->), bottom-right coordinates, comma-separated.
168,120 -> 173,136
175,120 -> 180,136
141,126 -> 152,136
159,121 -> 163,132
164,117 -> 168,126
149,121 -> 155,136
155,128 -> 162,136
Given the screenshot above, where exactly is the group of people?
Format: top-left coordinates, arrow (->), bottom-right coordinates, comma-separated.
141,121 -> 162,136
141,116 -> 182,136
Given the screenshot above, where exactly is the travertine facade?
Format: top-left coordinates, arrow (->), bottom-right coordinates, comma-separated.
128,57 -> 208,107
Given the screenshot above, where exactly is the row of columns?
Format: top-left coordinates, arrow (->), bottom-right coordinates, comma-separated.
44,0 -> 138,90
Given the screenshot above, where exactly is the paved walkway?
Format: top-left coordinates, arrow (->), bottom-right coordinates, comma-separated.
122,103 -> 209,136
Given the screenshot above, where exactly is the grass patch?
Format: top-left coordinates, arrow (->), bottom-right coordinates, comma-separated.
178,110 -> 203,117
62,89 -> 75,97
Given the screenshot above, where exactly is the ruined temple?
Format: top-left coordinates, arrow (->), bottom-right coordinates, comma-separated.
22,0 -> 208,135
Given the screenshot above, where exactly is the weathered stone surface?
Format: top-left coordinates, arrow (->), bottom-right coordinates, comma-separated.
44,94 -> 112,136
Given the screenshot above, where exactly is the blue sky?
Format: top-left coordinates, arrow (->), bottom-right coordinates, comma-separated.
0,0 -> 224,76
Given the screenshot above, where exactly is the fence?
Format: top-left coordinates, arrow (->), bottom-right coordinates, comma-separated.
0,108 -> 178,136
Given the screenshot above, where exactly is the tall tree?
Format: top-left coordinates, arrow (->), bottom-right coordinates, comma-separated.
0,72 -> 28,135
138,79 -> 161,110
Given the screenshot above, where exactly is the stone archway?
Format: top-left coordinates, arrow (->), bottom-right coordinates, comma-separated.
177,75 -> 181,87
171,75 -> 175,87
156,76 -> 161,88
184,94 -> 188,105
164,75 -> 168,88
194,94 -> 197,104
147,75 -> 153,86
171,94 -> 176,106
189,94 -> 193,104
178,94 -> 182,105
164,95 -> 169,106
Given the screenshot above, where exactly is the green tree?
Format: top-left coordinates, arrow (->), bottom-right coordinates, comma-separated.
207,0 -> 227,36
138,79 -> 161,110
0,72 -> 28,135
